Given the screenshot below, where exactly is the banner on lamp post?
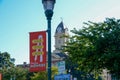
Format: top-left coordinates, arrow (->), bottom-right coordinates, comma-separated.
0,73 -> 2,80
29,31 -> 46,72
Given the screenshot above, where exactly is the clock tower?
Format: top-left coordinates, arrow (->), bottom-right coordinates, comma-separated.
53,21 -> 69,53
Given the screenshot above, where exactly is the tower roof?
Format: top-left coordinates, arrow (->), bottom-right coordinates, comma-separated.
55,21 -> 65,33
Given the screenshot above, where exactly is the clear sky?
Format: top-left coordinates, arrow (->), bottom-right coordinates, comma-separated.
0,0 -> 120,65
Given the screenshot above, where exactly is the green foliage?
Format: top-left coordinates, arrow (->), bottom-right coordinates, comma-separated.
0,52 -> 14,68
0,66 -> 28,80
1,66 -> 58,80
31,66 -> 58,80
31,71 -> 47,80
63,18 -> 120,78
0,52 -> 58,80
0,52 -> 30,80
51,66 -> 58,80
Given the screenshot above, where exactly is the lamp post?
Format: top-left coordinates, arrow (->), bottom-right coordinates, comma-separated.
42,0 -> 55,80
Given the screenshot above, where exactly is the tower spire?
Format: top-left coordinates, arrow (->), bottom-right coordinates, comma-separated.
60,17 -> 63,22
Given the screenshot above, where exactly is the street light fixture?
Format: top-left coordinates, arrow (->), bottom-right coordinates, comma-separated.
42,0 -> 55,80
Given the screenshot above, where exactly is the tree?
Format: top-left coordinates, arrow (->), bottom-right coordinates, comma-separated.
31,71 -> 47,80
0,52 -> 29,80
31,66 -> 58,80
0,66 -> 29,80
0,52 -> 14,68
63,18 -> 120,79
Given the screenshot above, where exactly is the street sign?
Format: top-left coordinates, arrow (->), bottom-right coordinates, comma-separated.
54,74 -> 70,80
57,61 -> 65,74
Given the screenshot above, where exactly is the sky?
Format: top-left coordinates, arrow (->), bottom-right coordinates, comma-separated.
0,0 -> 120,65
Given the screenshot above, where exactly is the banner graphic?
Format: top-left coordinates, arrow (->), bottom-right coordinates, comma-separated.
29,31 -> 46,72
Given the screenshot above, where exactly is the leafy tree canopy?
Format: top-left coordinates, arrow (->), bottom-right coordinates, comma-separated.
0,52 -> 15,68
0,66 -> 28,80
31,66 -> 58,80
63,18 -> 120,78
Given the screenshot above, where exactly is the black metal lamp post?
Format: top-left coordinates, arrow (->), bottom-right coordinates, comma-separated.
42,0 -> 55,80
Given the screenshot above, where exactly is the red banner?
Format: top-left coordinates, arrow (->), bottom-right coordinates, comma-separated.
29,31 -> 46,72
0,73 -> 2,80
